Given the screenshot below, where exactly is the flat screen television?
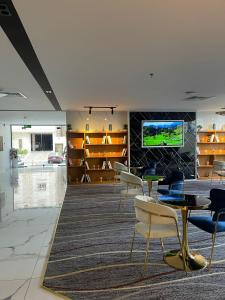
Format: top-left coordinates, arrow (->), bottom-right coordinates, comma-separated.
142,120 -> 184,148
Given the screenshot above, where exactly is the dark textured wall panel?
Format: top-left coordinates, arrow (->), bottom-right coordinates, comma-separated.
129,112 -> 196,179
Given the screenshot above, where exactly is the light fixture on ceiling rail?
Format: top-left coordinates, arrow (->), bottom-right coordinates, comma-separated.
84,106 -> 117,115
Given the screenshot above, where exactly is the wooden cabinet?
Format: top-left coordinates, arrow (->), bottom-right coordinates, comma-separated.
197,130 -> 225,179
67,130 -> 128,184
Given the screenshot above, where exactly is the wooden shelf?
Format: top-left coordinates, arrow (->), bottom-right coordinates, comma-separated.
197,129 -> 225,179
198,153 -> 225,156
86,155 -> 128,158
67,130 -> 128,184
87,169 -> 114,171
197,165 -> 213,168
197,142 -> 225,144
198,130 -> 225,133
68,165 -> 85,168
85,143 -> 127,146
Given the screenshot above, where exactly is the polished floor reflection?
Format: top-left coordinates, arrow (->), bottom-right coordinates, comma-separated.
0,166 -> 67,299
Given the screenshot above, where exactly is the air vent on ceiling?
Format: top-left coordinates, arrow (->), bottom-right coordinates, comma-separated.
216,111 -> 225,116
184,91 -> 197,94
0,91 -> 27,99
0,3 -> 12,16
183,96 -> 215,101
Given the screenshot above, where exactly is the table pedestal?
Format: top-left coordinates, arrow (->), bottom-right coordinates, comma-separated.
164,207 -> 208,271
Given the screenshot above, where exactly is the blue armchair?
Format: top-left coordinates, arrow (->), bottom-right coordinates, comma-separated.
157,170 -> 184,196
188,192 -> 225,269
208,189 -> 225,213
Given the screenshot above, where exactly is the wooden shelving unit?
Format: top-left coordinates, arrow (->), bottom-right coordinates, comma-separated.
197,130 -> 225,179
67,130 -> 128,184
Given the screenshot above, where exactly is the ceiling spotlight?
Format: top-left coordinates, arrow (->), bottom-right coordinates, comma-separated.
46,90 -> 52,94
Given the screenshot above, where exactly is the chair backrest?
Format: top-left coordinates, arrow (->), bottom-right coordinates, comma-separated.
113,162 -> 128,173
209,188 -> 225,211
120,171 -> 143,187
170,180 -> 184,191
134,199 -> 177,225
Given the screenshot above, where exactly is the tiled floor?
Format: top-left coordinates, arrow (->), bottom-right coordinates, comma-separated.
0,166 -> 67,300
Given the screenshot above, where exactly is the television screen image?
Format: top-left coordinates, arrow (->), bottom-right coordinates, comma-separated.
142,120 -> 184,147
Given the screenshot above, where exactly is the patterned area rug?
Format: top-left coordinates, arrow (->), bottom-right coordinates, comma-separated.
43,181 -> 225,299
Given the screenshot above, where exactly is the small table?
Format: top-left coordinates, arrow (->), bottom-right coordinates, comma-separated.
159,194 -> 211,271
143,175 -> 164,196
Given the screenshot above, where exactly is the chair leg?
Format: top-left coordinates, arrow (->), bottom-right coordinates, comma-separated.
177,234 -> 188,274
160,238 -> 165,252
130,228 -> 136,260
144,237 -> 150,269
208,232 -> 216,270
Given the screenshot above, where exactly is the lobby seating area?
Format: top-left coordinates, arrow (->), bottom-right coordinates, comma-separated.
1,1 -> 225,299
43,180 -> 225,299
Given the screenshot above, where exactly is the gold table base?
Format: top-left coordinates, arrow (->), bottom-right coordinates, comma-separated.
164,249 -> 208,271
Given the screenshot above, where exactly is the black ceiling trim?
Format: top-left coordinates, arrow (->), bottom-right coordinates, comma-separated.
0,0 -> 61,111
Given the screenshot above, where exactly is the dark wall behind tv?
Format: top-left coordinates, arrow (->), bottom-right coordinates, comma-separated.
129,112 -> 196,179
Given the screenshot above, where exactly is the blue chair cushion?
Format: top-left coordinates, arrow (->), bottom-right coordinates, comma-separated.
157,188 -> 170,195
188,215 -> 225,234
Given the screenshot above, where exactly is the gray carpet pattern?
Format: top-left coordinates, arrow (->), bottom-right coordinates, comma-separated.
43,181 -> 225,299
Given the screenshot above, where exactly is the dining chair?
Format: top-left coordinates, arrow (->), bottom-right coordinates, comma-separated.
188,209 -> 225,270
130,198 -> 186,270
120,171 -> 144,196
113,162 -> 128,183
211,160 -> 225,184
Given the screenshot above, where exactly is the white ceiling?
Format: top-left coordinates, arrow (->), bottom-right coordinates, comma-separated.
1,0 -> 225,112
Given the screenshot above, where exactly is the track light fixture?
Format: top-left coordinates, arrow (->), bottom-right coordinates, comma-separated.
84,106 -> 117,115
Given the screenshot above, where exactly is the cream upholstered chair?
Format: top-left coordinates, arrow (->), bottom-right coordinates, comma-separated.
211,160 -> 225,184
120,171 -> 144,196
118,171 -> 144,209
130,199 -> 186,270
113,162 -> 128,182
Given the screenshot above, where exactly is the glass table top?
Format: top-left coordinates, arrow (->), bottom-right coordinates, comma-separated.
159,193 -> 211,210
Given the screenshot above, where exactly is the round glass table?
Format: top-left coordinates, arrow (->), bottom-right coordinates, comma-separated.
159,194 -> 211,272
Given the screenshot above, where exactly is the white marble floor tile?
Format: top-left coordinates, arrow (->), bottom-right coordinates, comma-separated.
0,257 -> 37,281
0,166 -> 66,297
0,279 -> 29,299
25,278 -> 64,300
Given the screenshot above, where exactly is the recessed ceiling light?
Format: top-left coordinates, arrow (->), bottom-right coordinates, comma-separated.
148,73 -> 155,78
0,91 -> 27,99
0,93 -> 8,98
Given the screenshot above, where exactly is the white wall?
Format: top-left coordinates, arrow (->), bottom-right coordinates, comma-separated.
12,132 -> 31,151
0,124 -> 11,173
197,112 -> 225,130
66,111 -> 128,132
0,111 -> 66,173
